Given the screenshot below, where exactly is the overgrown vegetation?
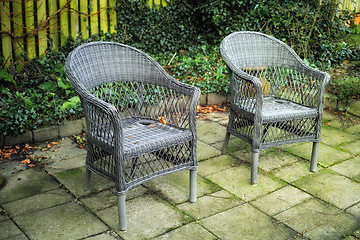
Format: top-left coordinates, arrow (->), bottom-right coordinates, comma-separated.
1,0 -> 360,137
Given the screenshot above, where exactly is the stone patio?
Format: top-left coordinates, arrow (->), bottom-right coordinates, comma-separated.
0,109 -> 359,239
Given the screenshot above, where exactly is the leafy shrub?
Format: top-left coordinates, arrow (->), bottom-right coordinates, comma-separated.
2,0 -> 360,137
114,0 -> 197,55
0,47 -> 83,136
156,45 -> 229,94
329,64 -> 360,101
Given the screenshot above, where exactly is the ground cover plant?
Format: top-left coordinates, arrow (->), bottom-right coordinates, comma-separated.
1,0 -> 360,138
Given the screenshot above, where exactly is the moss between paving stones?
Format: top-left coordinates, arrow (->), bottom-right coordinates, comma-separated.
293,169 -> 360,209
97,195 -> 191,239
0,220 -> 25,239
207,164 -> 287,201
274,198 -> 359,240
143,170 -> 221,204
200,203 -> 301,239
12,202 -> 108,239
153,222 -> 216,239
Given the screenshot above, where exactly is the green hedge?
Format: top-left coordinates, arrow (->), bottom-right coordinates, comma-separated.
1,0 -> 360,137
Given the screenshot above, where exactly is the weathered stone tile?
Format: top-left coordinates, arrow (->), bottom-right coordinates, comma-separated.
200,203 -> 305,240
82,231 -> 119,240
346,203 -> 360,220
80,189 -> 117,212
143,170 -> 221,204
45,153 -> 86,174
3,188 -> 72,216
97,195 -> 191,239
286,142 -> 353,167
0,160 -> 27,177
293,169 -> 360,209
153,222 -> 216,240
52,167 -> 115,198
344,123 -> 360,135
13,202 -> 108,240
177,190 -> 243,220
234,148 -> 300,171
207,164 -> 286,201
33,137 -> 86,162
330,156 -> 360,181
271,160 -> 318,183
198,155 -> 240,177
0,220 -> 23,239
197,140 -> 221,161
322,109 -> 336,122
212,136 -> 250,153
81,186 -> 147,212
0,169 -> 59,204
321,126 -> 358,146
196,120 -> 227,144
340,140 -> 360,155
251,186 -> 312,216
274,198 -> 359,240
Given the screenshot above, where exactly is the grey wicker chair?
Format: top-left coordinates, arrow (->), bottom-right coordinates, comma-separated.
221,32 -> 330,184
65,42 -> 200,230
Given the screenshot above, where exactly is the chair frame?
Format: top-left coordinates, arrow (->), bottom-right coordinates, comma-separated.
220,32 -> 330,184
65,42 -> 200,230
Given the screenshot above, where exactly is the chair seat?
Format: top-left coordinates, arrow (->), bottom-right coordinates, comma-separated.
262,97 -> 318,122
91,119 -> 193,159
238,97 -> 318,122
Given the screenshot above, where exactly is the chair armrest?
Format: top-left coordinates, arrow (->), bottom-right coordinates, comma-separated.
225,63 -> 264,114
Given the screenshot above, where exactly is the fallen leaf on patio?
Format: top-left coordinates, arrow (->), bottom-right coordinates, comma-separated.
50,142 -> 59,145
28,164 -> 35,168
150,124 -> 156,127
24,144 -> 33,150
21,159 -> 31,164
159,118 -> 167,125
3,153 -> 12,159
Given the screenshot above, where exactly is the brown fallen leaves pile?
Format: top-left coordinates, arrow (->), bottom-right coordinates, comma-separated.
197,102 -> 228,120
0,141 -> 59,168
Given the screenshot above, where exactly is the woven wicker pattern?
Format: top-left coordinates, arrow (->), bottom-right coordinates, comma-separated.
65,42 -> 200,230
221,32 -> 330,184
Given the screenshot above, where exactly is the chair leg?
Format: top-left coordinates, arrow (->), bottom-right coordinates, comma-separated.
310,142 -> 319,172
118,193 -> 127,231
222,132 -> 231,154
84,168 -> 91,191
189,169 -> 197,203
251,151 -> 259,185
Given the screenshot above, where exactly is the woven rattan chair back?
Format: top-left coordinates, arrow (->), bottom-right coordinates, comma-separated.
65,42 -> 200,230
221,32 -> 330,184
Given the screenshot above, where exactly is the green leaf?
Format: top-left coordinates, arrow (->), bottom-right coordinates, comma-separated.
60,96 -> 80,111
39,81 -> 57,91
57,77 -> 72,90
0,69 -> 17,89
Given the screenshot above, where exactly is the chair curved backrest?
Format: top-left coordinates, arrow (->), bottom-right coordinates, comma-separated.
221,31 -> 302,72
66,41 -> 176,91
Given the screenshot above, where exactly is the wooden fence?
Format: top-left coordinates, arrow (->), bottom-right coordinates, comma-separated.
0,0 -> 358,67
342,0 -> 360,12
0,0 -> 166,67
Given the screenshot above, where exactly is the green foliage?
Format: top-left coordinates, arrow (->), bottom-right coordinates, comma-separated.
114,0 -> 197,55
329,64 -> 360,101
0,46 -> 83,137
155,45 -> 229,94
2,0 -> 360,137
0,69 -> 17,90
